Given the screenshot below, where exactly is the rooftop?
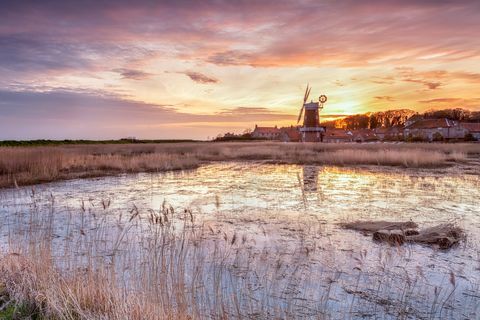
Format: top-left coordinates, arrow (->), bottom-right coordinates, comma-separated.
325,128 -> 352,139
460,122 -> 480,132
280,127 -> 301,141
253,126 -> 280,134
405,118 -> 456,129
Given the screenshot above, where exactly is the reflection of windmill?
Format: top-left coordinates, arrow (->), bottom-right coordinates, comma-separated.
302,165 -> 319,192
297,165 -> 323,208
297,84 -> 327,142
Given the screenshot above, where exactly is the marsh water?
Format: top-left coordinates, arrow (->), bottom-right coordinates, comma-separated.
1,163 -> 479,319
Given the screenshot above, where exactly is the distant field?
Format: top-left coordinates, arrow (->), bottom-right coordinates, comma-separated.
0,141 -> 479,188
0,139 -> 198,147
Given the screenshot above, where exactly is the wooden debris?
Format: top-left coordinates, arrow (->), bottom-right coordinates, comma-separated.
341,220 -> 418,232
405,224 -> 464,249
341,220 -> 464,249
373,229 -> 405,245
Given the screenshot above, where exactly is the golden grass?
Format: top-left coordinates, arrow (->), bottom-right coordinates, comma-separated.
0,146 -> 199,188
0,253 -> 192,320
0,202 -> 289,319
0,141 -> 478,188
0,195 -> 476,319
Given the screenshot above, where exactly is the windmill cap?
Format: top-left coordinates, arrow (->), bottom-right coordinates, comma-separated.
304,101 -> 319,109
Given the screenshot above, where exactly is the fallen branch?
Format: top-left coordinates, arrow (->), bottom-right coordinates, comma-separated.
341,221 -> 464,249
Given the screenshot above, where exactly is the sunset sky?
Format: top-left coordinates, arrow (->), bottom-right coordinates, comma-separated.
1,0 -> 480,139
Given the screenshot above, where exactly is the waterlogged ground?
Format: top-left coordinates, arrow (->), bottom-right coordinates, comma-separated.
1,163 -> 479,319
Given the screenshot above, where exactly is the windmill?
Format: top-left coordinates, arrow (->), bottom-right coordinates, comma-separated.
297,84 -> 327,142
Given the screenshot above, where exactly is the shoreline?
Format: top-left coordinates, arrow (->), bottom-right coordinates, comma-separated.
1,141 -> 479,189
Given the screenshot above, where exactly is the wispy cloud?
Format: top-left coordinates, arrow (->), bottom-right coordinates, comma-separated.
182,71 -> 218,84
419,97 -> 480,105
404,78 -> 442,90
2,1 -> 478,70
374,96 -> 395,101
1,0 -> 480,138
0,88 -> 294,138
0,35 -> 92,72
113,68 -> 153,80
217,107 -> 294,120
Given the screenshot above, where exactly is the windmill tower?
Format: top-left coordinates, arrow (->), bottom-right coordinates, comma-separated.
297,84 -> 327,142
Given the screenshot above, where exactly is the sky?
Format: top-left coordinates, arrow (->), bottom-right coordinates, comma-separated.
1,0 -> 480,140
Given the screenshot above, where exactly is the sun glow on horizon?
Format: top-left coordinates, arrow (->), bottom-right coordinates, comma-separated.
0,1 -> 479,139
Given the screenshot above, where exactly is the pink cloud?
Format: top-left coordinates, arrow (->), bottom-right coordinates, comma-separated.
1,0 -> 480,139
1,0 -> 479,71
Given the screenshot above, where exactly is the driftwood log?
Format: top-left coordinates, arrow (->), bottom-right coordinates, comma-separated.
341,221 -> 464,249
341,221 -> 418,232
373,229 -> 406,245
405,224 -> 463,249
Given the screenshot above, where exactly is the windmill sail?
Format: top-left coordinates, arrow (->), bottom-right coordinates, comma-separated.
297,106 -> 304,124
297,84 -> 311,124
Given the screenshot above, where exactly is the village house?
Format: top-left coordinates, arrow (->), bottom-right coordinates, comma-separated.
324,128 -> 353,143
251,125 -> 281,140
373,127 -> 388,140
248,118 -> 479,143
404,118 -> 467,141
385,125 -> 405,141
460,122 -> 480,140
374,126 -> 404,141
279,126 -> 301,142
352,129 -> 379,143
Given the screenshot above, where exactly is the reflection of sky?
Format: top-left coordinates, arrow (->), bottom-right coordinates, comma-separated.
2,163 -> 479,231
0,163 -> 479,317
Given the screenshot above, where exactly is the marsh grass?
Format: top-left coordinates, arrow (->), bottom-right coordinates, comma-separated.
0,198 -> 334,319
0,192 -> 478,319
1,142 -> 478,188
0,146 -> 199,188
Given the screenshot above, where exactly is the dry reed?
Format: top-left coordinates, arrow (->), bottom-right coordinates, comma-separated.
0,142 -> 478,188
0,191 -> 478,318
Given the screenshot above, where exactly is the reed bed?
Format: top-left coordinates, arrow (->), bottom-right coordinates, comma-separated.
0,142 -> 478,188
0,192 -> 477,319
0,198 -> 326,319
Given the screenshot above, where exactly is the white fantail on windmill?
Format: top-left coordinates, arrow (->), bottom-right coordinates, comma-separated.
296,84 -> 327,142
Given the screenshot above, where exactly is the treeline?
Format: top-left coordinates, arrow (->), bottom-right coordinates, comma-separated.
213,131 -> 256,142
323,109 -> 416,129
0,139 -> 198,147
324,108 -> 480,130
423,108 -> 480,121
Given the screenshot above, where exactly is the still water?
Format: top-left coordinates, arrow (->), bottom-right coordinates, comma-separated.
0,163 -> 479,318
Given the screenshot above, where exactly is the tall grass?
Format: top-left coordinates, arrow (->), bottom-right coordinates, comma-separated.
0,146 -> 199,188
0,142 -> 478,188
0,194 -> 477,319
0,198 -> 327,319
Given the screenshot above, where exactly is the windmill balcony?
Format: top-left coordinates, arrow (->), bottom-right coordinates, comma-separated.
299,127 -> 326,132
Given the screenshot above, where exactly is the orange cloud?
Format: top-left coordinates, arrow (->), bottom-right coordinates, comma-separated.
1,0 -> 480,138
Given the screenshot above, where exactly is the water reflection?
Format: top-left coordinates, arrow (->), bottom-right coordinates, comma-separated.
301,165 -> 319,193
0,163 -> 479,318
2,163 -> 479,230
